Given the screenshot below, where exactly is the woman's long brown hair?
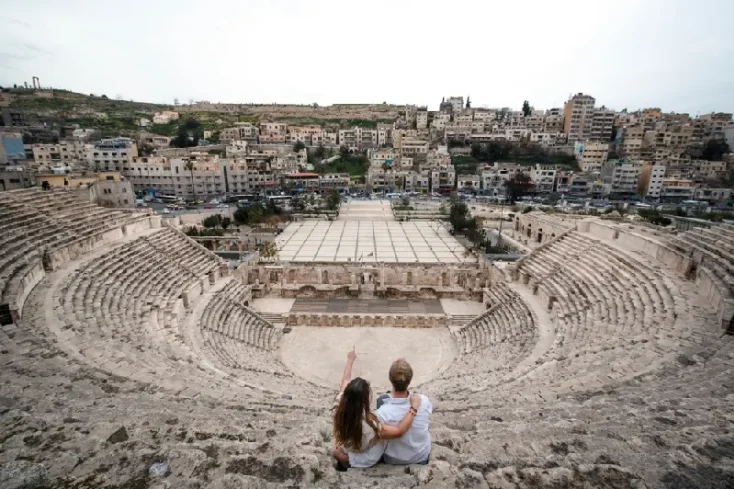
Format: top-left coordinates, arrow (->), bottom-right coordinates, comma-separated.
333,377 -> 379,451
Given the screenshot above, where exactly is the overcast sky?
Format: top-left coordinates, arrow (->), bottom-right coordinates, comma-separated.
1,0 -> 733,114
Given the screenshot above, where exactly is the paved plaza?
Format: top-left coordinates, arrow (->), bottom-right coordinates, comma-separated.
276,201 -> 474,263
338,200 -> 394,221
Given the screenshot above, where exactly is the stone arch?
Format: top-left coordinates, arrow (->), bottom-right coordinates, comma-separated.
288,269 -> 296,284
407,271 -> 414,285
322,270 -> 329,285
537,228 -> 543,243
298,285 -> 317,297
441,272 -> 449,287
526,223 -> 532,238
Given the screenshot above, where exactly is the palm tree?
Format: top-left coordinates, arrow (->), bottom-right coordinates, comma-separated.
185,161 -> 196,200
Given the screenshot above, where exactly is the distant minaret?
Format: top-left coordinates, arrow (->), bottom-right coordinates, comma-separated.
466,96 -> 471,109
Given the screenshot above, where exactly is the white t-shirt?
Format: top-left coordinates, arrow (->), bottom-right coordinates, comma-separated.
376,394 -> 432,465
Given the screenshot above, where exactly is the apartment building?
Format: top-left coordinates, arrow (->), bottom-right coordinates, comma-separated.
138,133 -> 171,149
447,96 -> 464,113
368,167 -> 404,190
91,138 -> 138,172
431,112 -> 451,130
152,111 -> 179,124
399,138 -> 430,157
416,107 -> 428,129
563,93 -> 596,141
404,171 -> 430,193
591,108 -> 615,141
318,173 -> 351,190
638,163 -> 666,199
693,187 -> 732,203
530,165 -> 557,194
220,123 -> 260,143
377,123 -> 392,147
287,125 -> 325,145
660,178 -> 694,202
542,112 -> 564,133
32,142 -> 92,165
457,175 -> 480,192
338,127 -> 379,150
574,141 -> 609,172
431,167 -> 456,194
259,122 -> 288,143
369,149 -> 397,168
600,160 -> 642,196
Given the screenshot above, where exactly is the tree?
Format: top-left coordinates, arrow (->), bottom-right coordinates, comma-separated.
701,139 -> 731,161
522,100 -> 531,117
325,189 -> 341,211
293,141 -> 306,152
221,217 -> 231,230
260,240 -> 278,261
233,207 -> 249,225
173,118 -> 203,148
449,197 -> 471,232
466,96 -> 471,109
339,146 -> 351,158
504,172 -> 533,204
202,214 -> 223,228
41,180 -> 50,191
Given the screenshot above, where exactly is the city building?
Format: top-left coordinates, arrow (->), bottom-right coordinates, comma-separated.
0,166 -> 35,191
91,138 -> 138,172
600,160 -> 642,196
1,108 -> 25,127
638,163 -> 666,199
574,141 -> 609,172
416,107 -> 428,129
220,124 -> 260,143
404,171 -> 430,193
0,131 -> 26,164
563,93 -> 596,141
430,167 -> 456,194
457,175 -> 480,193
591,108 -> 615,141
530,165 -> 557,194
660,178 -> 694,202
318,173 -> 351,190
259,122 -> 288,144
89,178 -> 135,207
152,111 -> 179,124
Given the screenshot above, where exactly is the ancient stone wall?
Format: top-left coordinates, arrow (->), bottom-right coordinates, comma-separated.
237,262 -> 490,300
513,212 -> 576,247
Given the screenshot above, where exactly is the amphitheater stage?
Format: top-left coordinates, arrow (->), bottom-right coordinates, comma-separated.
290,298 -> 444,314
279,326 -> 455,391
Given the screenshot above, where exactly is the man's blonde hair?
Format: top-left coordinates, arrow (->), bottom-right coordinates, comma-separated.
389,359 -> 413,392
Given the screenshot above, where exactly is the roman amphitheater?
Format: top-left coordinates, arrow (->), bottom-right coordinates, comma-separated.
1,190 -> 733,489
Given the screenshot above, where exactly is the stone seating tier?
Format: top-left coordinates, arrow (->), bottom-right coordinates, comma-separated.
426,231 -> 708,407
0,188 -> 152,323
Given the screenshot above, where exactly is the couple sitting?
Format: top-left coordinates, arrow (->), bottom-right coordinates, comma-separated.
332,347 -> 432,469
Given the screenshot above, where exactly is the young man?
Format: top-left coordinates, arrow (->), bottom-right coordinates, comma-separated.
375,359 -> 433,465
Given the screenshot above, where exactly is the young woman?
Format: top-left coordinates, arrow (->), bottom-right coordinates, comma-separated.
332,347 -> 421,469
